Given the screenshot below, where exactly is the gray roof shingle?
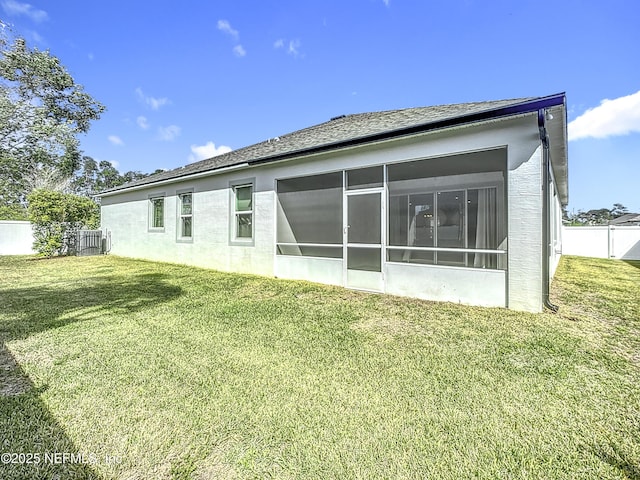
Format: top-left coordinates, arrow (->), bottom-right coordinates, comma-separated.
100,96 -> 544,194
609,213 -> 640,225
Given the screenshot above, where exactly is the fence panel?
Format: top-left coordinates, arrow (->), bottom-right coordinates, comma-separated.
611,227 -> 640,260
76,230 -> 103,256
0,221 -> 35,255
562,226 -> 640,260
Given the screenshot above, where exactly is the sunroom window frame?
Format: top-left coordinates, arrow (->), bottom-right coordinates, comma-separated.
275,170 -> 344,259
386,178 -> 506,269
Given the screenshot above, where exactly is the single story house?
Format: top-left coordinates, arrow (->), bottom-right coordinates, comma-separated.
609,213 -> 640,226
99,93 -> 568,312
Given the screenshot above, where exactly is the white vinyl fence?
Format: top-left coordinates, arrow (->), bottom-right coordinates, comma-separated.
562,226 -> 640,260
0,221 -> 36,255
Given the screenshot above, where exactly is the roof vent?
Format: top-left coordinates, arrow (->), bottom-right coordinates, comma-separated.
330,114 -> 346,121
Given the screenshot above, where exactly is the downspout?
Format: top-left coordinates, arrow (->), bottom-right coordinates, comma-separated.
538,110 -> 560,313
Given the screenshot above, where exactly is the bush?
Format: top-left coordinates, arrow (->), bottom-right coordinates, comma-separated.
0,204 -> 28,220
27,189 -> 99,256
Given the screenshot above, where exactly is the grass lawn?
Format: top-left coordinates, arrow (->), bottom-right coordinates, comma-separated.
0,254 -> 639,479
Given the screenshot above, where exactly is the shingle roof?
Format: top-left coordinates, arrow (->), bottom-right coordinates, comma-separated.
100,95 -> 560,195
609,213 -> 640,225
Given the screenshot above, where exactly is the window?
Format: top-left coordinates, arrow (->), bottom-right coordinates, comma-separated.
233,184 -> 253,239
276,172 -> 343,258
149,197 -> 164,230
387,150 -> 506,269
178,192 -> 192,239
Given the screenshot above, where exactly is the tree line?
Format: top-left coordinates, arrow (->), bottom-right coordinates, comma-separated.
564,203 -> 630,226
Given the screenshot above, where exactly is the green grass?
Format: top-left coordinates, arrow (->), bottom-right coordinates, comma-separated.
0,255 -> 639,479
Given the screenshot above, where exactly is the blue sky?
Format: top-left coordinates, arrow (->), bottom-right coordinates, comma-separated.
1,0 -> 639,214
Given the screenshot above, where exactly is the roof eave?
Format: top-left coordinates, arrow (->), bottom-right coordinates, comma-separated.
98,162 -> 250,198
99,93 -> 567,196
248,93 -> 567,168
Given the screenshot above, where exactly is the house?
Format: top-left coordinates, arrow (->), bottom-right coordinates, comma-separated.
609,213 -> 640,226
98,93 -> 568,313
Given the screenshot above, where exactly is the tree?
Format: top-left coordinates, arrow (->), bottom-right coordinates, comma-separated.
0,203 -> 27,220
0,30 -> 105,213
574,208 -> 612,225
121,170 -> 150,184
566,203 -> 630,225
610,203 -> 628,218
96,160 -> 122,192
27,189 -> 99,256
69,156 -> 165,200
71,156 -> 99,197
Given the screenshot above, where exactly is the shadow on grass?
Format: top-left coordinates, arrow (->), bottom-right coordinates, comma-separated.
0,269 -> 183,479
622,260 -> 640,270
593,442 -> 640,480
0,272 -> 182,342
1,344 -> 100,479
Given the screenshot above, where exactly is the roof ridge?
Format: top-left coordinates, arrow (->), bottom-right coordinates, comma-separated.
336,96 -> 535,117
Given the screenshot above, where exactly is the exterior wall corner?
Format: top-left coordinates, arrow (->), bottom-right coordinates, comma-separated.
507,144 -> 544,312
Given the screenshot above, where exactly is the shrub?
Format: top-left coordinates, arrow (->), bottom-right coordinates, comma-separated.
27,189 -> 99,256
0,204 -> 28,220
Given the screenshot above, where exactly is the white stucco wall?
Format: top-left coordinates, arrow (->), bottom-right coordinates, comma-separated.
101,113 -> 550,312
0,221 -> 35,255
101,175 -> 275,275
506,144 -> 544,312
385,263 -> 506,308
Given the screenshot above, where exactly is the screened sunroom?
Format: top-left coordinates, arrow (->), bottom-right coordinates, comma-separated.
275,148 -> 508,306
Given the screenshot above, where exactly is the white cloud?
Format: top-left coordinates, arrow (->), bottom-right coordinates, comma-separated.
233,44 -> 246,57
383,0 -> 390,5
568,90 -> 640,141
275,38 -> 303,58
157,125 -> 181,141
217,19 -> 239,40
108,135 -> 124,146
188,141 -> 232,163
1,0 -> 48,22
135,87 -> 170,111
288,39 -> 301,57
136,116 -> 149,130
108,160 -> 120,169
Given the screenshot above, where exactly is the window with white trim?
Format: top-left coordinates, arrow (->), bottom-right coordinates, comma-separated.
178,192 -> 193,239
233,183 -> 253,240
149,196 -> 164,230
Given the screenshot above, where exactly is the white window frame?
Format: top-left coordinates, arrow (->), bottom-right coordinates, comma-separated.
177,189 -> 193,242
229,179 -> 255,246
148,194 -> 165,232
